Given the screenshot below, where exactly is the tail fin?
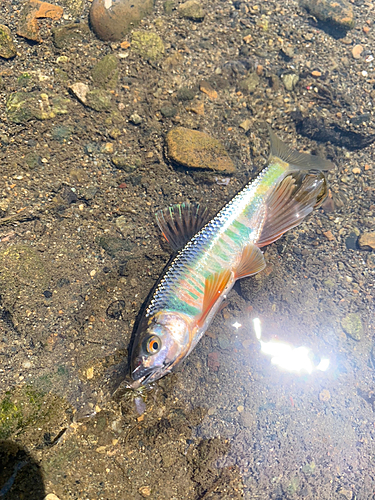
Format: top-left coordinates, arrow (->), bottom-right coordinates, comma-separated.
255,128 -> 333,248
267,125 -> 335,172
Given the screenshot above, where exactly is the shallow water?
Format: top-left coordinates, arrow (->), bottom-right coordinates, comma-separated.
1,0 -> 375,498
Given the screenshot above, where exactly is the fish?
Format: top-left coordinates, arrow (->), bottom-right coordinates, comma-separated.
129,127 -> 334,389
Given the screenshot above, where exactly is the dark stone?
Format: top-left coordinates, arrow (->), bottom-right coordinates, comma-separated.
60,186 -> 78,205
160,105 -> 177,118
345,233 -> 358,250
52,23 -> 90,49
43,290 -> 52,298
176,87 -> 196,101
99,236 -> 133,256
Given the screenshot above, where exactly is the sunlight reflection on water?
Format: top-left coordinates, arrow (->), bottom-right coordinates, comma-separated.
249,317 -> 330,375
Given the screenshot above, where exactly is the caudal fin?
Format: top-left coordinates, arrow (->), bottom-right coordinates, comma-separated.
255,127 -> 333,247
268,125 -> 335,171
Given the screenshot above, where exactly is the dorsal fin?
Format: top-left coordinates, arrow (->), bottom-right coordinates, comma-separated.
267,125 -> 335,171
256,172 -> 327,248
155,202 -> 209,252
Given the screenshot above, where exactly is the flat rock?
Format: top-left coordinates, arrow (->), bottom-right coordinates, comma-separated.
52,22 -> 90,49
91,54 -> 119,89
6,91 -> 69,123
0,24 -> 17,59
300,0 -> 354,30
90,0 -> 154,42
358,232 -> 375,250
166,127 -> 235,174
17,0 -> 64,42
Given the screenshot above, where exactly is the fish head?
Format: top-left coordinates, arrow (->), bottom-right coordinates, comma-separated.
130,311 -> 191,388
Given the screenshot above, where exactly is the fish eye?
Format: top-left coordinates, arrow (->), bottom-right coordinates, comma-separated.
145,335 -> 161,354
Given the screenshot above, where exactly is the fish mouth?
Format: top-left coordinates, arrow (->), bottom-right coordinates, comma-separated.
130,362 -> 172,389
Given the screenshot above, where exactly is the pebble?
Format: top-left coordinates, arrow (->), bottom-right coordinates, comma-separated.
166,127 -> 235,174
311,70 -> 322,77
323,230 -> 334,241
90,0 -> 154,41
199,81 -> 218,100
44,495 -> 61,500
319,389 -> 330,402
345,233 -> 358,250
139,485 -> 152,497
69,82 -> 89,105
281,73 -> 299,91
238,72 -> 260,93
130,113 -> 142,125
0,24 -> 17,59
179,0 -> 205,21
358,232 -> 375,250
352,44 -> 363,59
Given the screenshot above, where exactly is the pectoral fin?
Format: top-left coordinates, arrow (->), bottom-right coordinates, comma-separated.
156,202 -> 209,252
198,269 -> 232,328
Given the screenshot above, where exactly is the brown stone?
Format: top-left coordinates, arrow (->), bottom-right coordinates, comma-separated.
358,232 -> 375,250
166,127 -> 235,174
17,0 -> 63,42
90,0 -> 154,42
352,44 -> 363,59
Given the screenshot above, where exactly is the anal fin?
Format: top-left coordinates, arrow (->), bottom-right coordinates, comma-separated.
156,202 -> 209,252
256,172 -> 327,248
235,243 -> 266,279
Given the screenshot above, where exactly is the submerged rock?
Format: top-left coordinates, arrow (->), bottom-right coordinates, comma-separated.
90,0 -> 154,42
358,232 -> 375,250
52,22 -> 90,49
179,0 -> 205,21
17,0 -> 64,42
131,31 -> 165,61
166,127 -> 236,174
91,54 -> 119,89
341,313 -> 363,341
6,91 -> 69,123
0,24 -> 17,59
300,0 -> 355,31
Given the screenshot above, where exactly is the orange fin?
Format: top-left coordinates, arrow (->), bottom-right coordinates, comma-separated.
198,269 -> 231,328
256,172 -> 327,248
155,202 -> 209,252
235,243 -> 266,279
